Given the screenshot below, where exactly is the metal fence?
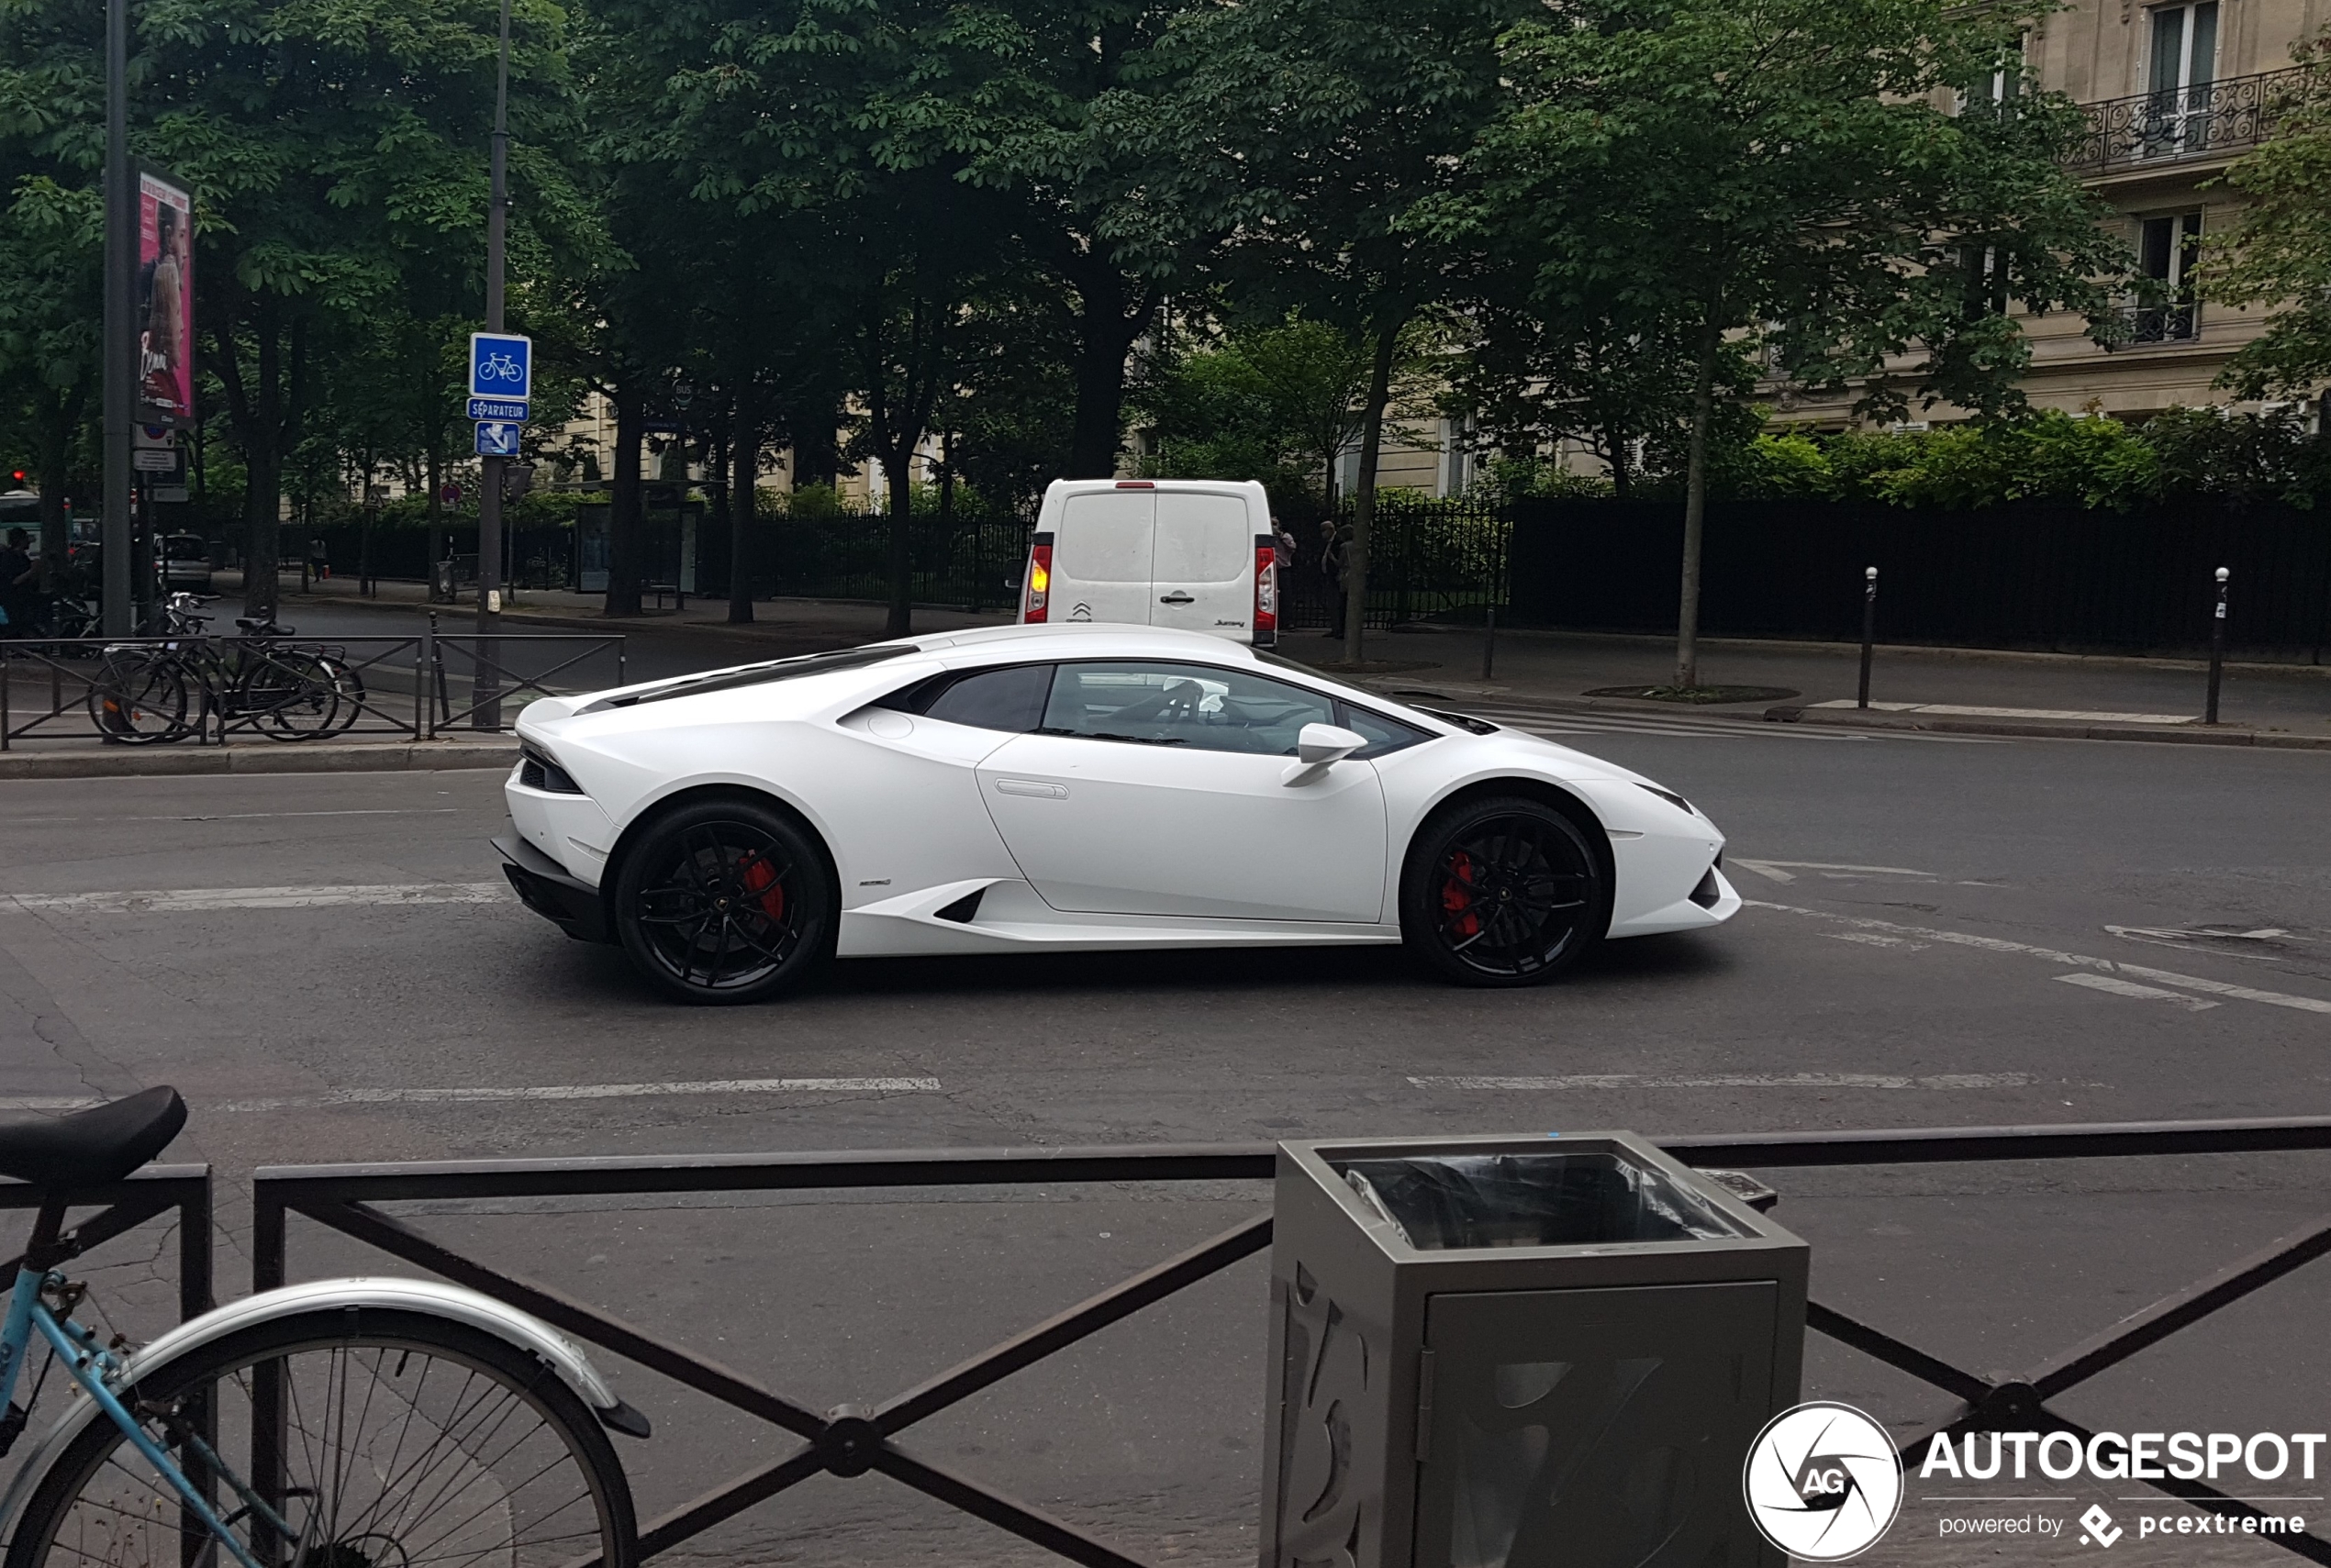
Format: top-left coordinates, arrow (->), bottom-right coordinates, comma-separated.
0,629 -> 624,747
249,1114 -> 2331,1567
2062,68 -> 2304,177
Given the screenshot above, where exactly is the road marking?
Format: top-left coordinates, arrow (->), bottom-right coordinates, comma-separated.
217,1077 -> 943,1110
0,1097 -> 103,1112
1809,699 -> 2196,725
5,883 -> 510,914
1411,1073 -> 2035,1091
1747,901 -> 2331,1017
1447,702 -> 2006,746
9,809 -> 471,825
1734,859 -> 1938,884
1824,932 -> 1929,950
2055,973 -> 2220,1011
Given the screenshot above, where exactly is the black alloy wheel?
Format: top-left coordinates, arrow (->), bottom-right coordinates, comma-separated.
613,796 -> 833,1004
1401,795 -> 1606,986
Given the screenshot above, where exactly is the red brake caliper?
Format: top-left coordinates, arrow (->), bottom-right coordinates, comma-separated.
1441,851 -> 1478,939
740,857 -> 786,923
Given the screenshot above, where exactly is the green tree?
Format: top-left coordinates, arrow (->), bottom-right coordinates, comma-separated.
2200,34 -> 2331,405
1431,0 -> 2130,685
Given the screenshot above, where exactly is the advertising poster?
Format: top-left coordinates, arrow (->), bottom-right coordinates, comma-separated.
137,171 -> 194,425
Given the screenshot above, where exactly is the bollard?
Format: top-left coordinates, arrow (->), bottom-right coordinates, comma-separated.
1481,603 -> 1497,682
1858,565 -> 1879,709
2205,566 -> 2228,725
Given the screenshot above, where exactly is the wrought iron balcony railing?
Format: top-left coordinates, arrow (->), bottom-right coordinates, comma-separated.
2062,68 -> 2305,176
2103,302 -> 2200,350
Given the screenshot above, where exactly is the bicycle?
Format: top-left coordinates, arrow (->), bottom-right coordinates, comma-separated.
0,1087 -> 646,1567
86,595 -> 348,745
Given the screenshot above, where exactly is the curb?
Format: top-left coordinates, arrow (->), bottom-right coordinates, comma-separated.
1762,705 -> 2331,750
0,740 -> 519,781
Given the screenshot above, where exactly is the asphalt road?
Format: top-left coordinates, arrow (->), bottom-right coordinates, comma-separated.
3,720 -> 2327,1565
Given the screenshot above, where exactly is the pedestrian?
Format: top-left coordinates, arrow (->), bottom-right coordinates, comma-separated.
1318,517 -> 1349,641
307,535 -> 329,583
1273,515 -> 1298,572
0,528 -> 36,639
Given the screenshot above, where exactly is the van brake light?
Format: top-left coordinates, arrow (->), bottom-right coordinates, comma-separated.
1023,538 -> 1053,623
1254,537 -> 1277,649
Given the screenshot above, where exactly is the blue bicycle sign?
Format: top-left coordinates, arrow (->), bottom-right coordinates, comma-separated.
468,331 -> 532,401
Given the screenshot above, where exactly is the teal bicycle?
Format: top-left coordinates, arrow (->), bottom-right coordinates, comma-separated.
0,1090 -> 644,1567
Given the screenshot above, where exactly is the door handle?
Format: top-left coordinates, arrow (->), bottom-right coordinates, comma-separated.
1158,591 -> 1195,605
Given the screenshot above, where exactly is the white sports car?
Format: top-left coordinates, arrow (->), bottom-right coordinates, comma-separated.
495,624 -> 1739,1003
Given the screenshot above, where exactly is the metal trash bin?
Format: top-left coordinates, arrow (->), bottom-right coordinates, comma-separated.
1259,1132 -> 1809,1568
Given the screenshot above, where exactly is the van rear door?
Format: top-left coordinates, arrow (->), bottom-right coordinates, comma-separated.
1149,490 -> 1254,638
1050,489 -> 1155,627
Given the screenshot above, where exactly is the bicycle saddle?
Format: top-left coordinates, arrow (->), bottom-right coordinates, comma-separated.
0,1086 -> 185,1189
235,618 -> 292,634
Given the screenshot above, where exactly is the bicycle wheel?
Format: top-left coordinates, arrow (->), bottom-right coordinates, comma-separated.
85,650 -> 189,744
245,647 -> 340,740
318,651 -> 367,732
6,1307 -> 637,1568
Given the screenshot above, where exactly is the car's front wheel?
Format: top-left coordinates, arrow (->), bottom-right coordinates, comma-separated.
613,795 -> 835,1004
1400,795 -> 1607,986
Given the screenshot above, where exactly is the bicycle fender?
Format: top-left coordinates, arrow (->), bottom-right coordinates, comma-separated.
0,1277 -> 650,1548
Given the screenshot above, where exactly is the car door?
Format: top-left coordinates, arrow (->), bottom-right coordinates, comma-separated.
975,660 -> 1389,922
1150,490 -> 1255,637
1050,489 -> 1156,628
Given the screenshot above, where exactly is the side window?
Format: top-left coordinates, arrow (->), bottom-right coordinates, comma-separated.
1041,662 -> 1334,756
1335,702 -> 1433,759
920,664 -> 1053,732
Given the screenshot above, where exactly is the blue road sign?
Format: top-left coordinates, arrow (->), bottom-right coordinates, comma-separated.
474,421 -> 523,458
468,395 -> 529,421
469,333 -> 532,401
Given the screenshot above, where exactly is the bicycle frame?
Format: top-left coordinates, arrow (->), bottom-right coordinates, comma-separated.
0,1261 -> 282,1568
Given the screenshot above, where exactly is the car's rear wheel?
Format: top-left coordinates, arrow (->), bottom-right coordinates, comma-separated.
1400,795 -> 1606,986
613,796 -> 834,1004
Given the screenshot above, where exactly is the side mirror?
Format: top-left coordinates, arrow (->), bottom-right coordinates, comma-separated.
1283,722 -> 1367,786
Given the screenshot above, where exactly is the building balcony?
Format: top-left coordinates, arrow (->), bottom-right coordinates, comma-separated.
2061,68 -> 2304,178
2102,303 -> 2200,350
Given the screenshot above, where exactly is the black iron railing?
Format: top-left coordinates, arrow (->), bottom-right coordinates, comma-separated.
252,1116 -> 2331,1567
2108,301 -> 2203,348
2064,68 -> 2304,176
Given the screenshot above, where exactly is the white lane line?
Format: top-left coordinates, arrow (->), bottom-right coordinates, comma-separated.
1411,1073 -> 2035,1090
11,809 -> 470,825
0,1097 -> 104,1112
1824,932 -> 1929,950
218,1077 -> 942,1110
1810,699 -> 2196,725
1747,900 -> 2331,1017
5,883 -> 510,914
2055,973 -> 2220,1011
1734,859 -> 1938,884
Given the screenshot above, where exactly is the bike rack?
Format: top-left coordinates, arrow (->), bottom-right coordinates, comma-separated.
251,1118 -> 2331,1566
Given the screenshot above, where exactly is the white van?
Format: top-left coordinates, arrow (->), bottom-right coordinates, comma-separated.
1018,478 -> 1277,647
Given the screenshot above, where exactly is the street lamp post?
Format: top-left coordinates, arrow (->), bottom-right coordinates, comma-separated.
101,0 -> 132,636
472,0 -> 511,728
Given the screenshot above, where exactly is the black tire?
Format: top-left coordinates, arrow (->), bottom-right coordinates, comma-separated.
248,648 -> 340,740
6,1307 -> 638,1568
1400,795 -> 1608,986
86,649 -> 189,744
612,795 -> 836,1004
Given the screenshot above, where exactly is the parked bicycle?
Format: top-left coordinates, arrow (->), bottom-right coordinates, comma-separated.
86,594 -> 364,744
0,1088 -> 647,1567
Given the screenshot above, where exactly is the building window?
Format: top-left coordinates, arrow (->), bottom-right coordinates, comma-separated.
2143,3 -> 2218,156
2130,211 -> 2203,343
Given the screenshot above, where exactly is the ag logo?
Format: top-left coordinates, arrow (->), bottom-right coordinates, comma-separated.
1742,1401 -> 1903,1561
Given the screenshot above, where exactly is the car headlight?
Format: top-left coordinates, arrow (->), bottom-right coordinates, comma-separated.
1635,782 -> 1696,817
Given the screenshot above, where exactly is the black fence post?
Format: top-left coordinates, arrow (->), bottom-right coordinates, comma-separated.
2206,566 -> 2228,725
1858,566 -> 1879,709
1481,604 -> 1497,682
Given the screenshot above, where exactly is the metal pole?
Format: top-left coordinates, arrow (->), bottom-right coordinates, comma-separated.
101,0 -> 132,637
1480,603 -> 1496,683
1858,565 -> 1879,709
472,0 -> 511,729
2205,566 -> 2228,725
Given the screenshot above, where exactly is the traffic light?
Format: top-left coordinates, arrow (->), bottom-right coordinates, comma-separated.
9,470 -> 23,483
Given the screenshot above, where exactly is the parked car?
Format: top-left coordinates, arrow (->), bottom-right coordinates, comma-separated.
160,534 -> 211,592
496,622 -> 1737,1004
1020,478 -> 1277,647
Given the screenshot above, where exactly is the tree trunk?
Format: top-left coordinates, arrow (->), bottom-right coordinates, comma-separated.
1607,428 -> 1634,503
729,394 -> 758,624
884,441 -> 913,638
35,385 -> 80,583
606,382 -> 645,616
1675,312 -> 1722,690
1065,261 -> 1156,479
1343,317 -> 1400,666
424,442 -> 445,595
